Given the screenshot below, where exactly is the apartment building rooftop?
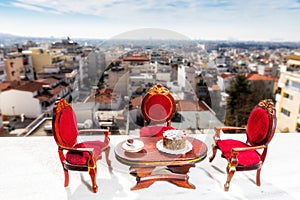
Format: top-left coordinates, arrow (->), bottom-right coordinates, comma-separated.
247,74 -> 279,81
123,54 -> 150,62
286,54 -> 300,61
0,133 -> 299,200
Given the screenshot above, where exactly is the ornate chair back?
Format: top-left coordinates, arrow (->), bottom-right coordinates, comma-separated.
141,83 -> 176,126
246,99 -> 276,146
52,98 -> 78,148
139,84 -> 176,137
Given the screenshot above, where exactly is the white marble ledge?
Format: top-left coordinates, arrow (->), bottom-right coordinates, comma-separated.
0,133 -> 299,200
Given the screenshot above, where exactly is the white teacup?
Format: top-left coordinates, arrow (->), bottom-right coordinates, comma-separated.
126,139 -> 134,146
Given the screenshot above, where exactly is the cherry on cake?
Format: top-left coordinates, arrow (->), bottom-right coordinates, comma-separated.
162,130 -> 187,150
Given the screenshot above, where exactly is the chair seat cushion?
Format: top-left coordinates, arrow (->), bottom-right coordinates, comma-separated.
66,140 -> 107,165
216,139 -> 261,166
140,125 -> 175,137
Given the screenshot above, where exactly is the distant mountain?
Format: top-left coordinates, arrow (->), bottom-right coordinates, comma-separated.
0,32 -> 56,45
0,33 -> 20,37
1,32 -> 300,49
0,32 -> 106,46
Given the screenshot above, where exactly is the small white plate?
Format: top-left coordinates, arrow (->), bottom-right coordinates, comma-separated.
122,140 -> 144,152
156,140 -> 193,155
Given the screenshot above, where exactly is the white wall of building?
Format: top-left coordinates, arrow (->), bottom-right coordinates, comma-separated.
276,71 -> 300,132
0,90 -> 42,118
0,51 -> 6,82
217,75 -> 233,92
156,72 -> 170,82
178,65 -> 186,88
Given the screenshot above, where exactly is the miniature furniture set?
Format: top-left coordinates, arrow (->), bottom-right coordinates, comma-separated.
52,84 -> 276,193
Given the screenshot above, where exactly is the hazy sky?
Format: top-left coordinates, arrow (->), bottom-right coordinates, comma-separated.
1,0 -> 300,41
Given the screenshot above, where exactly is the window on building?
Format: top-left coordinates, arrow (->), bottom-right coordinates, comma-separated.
290,80 -> 300,91
276,87 -> 282,94
285,80 -> 290,86
283,92 -> 293,100
296,123 -> 300,133
281,107 -> 291,117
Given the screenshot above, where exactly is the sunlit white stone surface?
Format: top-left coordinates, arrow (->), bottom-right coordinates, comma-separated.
0,133 -> 299,200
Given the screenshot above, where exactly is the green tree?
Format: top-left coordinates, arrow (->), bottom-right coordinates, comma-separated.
225,74 -> 253,127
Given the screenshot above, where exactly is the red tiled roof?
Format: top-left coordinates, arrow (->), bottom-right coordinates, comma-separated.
49,85 -> 66,95
211,84 -> 220,91
177,100 -> 198,111
14,81 -> 44,92
0,82 -> 12,91
198,101 -> 210,111
95,88 -> 119,104
130,96 -> 143,109
177,100 -> 211,111
98,88 -> 113,94
36,83 -> 67,101
123,55 -> 149,62
247,74 -> 278,81
35,77 -> 60,85
220,73 -> 232,79
35,94 -> 52,101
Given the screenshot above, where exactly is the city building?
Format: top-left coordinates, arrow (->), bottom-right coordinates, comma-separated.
275,71 -> 300,132
0,78 -> 71,118
217,72 -> 234,92
86,50 -> 106,84
30,47 -> 66,74
4,52 -> 23,81
0,50 -> 6,81
247,73 -> 278,98
286,53 -> 300,72
94,88 -> 122,110
51,37 -> 81,54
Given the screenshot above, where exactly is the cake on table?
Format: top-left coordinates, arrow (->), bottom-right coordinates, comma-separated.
162,130 -> 187,150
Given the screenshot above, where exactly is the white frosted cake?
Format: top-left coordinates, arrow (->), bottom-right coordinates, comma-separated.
162,130 -> 187,150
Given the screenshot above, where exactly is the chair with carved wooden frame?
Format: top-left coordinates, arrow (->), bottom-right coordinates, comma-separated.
139,83 -> 176,137
209,99 -> 276,191
52,98 -> 111,193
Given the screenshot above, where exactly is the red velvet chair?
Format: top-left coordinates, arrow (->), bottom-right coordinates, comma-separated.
139,84 -> 176,137
52,98 -> 111,193
209,99 -> 276,191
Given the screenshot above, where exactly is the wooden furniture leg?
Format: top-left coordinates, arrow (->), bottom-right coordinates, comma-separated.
130,166 -> 156,190
129,164 -> 196,190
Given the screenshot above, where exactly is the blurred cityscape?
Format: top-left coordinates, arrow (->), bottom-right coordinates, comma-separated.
1,32 -> 300,136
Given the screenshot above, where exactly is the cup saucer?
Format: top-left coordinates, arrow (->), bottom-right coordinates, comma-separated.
122,139 -> 144,152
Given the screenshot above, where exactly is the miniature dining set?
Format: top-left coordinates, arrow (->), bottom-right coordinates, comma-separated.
51,84 -> 276,193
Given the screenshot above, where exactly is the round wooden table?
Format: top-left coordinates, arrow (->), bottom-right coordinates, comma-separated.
115,136 -> 207,190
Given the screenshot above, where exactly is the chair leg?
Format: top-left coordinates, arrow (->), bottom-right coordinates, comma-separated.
256,168 -> 261,186
209,144 -> 217,162
89,168 -> 98,193
224,165 -> 235,191
104,146 -> 112,170
64,169 -> 69,187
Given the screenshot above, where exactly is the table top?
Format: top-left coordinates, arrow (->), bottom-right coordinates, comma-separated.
114,136 -> 207,166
